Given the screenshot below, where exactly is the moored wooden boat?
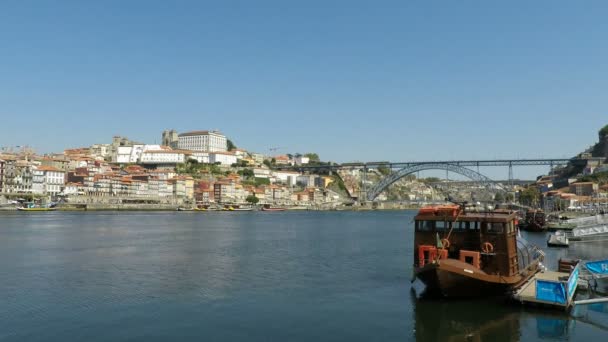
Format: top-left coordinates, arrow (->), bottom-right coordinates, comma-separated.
520,209 -> 546,232
412,203 -> 544,298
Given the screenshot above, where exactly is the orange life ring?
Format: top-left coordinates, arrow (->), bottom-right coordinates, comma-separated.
441,239 -> 450,249
482,242 -> 494,253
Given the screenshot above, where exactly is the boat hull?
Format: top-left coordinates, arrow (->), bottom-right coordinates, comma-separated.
262,208 -> 286,212
17,207 -> 57,212
414,266 -> 511,298
412,258 -> 540,298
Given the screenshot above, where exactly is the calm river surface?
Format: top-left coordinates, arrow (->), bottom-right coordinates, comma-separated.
1,211 -> 606,341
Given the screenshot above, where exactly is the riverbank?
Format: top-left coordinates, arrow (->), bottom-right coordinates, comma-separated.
0,204 -> 421,212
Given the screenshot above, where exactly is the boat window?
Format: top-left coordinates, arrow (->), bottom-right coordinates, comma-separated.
469,222 -> 479,230
435,221 -> 447,231
455,221 -> 468,230
487,223 -> 504,234
417,221 -> 433,231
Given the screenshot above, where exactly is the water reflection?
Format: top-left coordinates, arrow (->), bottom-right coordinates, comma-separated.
412,295 -> 608,341
535,316 -> 572,340
413,296 -> 521,342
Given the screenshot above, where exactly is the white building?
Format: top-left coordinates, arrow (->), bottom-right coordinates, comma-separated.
273,170 -> 301,187
140,150 -> 191,164
189,152 -> 210,164
32,166 -> 65,195
233,149 -> 248,159
253,167 -> 271,179
116,145 -> 165,164
209,152 -> 237,166
178,131 -> 227,152
251,153 -> 265,165
294,156 -> 310,165
62,183 -> 85,196
116,146 -> 137,164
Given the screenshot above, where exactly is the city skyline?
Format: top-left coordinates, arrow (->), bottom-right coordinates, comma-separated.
2,1 -> 608,174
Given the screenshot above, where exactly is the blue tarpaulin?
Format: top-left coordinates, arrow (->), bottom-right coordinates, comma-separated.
536,280 -> 567,304
567,265 -> 580,300
586,259 -> 608,275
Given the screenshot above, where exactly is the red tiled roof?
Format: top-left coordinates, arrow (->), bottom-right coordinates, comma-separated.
36,165 -> 62,172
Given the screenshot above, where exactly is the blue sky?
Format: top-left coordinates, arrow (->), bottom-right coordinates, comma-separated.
1,1 -> 607,178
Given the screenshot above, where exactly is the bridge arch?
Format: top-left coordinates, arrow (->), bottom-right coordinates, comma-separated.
366,163 -> 503,201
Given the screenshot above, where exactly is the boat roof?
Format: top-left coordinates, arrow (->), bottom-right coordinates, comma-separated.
415,210 -> 517,223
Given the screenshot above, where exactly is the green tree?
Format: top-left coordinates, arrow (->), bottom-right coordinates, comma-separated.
518,187 -> 540,206
227,139 -> 236,151
377,165 -> 391,176
263,160 -> 271,168
505,193 -> 515,202
254,177 -> 270,186
246,195 -> 259,204
494,192 -> 505,203
304,153 -> 320,162
600,124 -> 608,138
242,168 -> 254,178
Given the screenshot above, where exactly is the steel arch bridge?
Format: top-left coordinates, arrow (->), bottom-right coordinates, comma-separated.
366,163 -> 504,201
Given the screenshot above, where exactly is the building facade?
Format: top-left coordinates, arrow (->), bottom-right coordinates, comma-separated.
208,152 -> 237,166
570,182 -> 599,196
3,160 -> 33,193
140,150 -> 190,165
178,131 -> 227,152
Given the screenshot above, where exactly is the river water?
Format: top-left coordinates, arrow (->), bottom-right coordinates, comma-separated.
0,211 -> 606,341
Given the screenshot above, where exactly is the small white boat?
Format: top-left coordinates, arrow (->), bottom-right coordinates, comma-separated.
17,207 -> 57,212
547,231 -> 569,247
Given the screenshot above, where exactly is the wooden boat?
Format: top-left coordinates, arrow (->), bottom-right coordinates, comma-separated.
411,203 -> 545,298
520,209 -> 546,232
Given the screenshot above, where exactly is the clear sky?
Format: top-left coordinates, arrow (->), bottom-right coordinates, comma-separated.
1,1 -> 607,179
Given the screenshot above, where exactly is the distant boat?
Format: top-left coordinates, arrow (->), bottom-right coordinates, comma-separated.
176,207 -> 194,211
520,209 -> 546,232
232,207 -> 253,211
17,207 -> 57,212
547,231 -> 569,247
261,206 -> 286,212
222,205 -> 253,211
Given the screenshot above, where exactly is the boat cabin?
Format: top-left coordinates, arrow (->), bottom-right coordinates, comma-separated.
414,205 -> 521,277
